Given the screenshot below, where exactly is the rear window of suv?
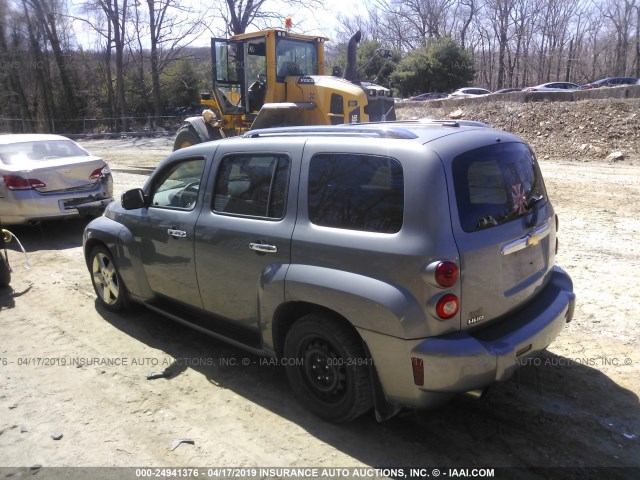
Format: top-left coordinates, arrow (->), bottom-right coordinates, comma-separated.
452,142 -> 547,232
308,153 -> 404,233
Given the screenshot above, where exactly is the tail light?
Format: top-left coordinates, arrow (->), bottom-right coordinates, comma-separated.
89,166 -> 110,181
436,294 -> 459,319
425,260 -> 460,320
411,357 -> 424,386
435,261 -> 459,287
3,175 -> 46,190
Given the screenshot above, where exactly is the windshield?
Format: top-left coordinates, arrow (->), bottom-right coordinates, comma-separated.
0,140 -> 88,165
276,38 -> 318,81
452,142 -> 547,232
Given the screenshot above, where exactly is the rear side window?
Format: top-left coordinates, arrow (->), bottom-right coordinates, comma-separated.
308,153 -> 404,233
213,154 -> 290,219
452,143 -> 547,232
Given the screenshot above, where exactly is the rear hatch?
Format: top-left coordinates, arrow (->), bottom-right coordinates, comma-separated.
0,139 -> 107,193
446,140 -> 556,331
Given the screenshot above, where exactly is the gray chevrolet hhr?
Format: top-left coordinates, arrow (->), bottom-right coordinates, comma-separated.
83,121 -> 575,422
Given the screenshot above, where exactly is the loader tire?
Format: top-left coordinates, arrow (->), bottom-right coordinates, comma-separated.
173,126 -> 201,151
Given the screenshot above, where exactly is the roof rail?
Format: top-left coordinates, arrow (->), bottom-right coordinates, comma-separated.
244,125 -> 419,139
420,118 -> 491,128
363,119 -> 491,128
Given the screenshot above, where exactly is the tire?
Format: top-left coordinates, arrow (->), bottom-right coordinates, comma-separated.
284,313 -> 373,423
173,126 -> 201,151
0,253 -> 10,288
89,245 -> 129,312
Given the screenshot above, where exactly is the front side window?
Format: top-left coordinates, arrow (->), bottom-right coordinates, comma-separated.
276,39 -> 318,81
308,153 -> 404,233
150,158 -> 205,210
213,154 -> 290,219
452,143 -> 547,232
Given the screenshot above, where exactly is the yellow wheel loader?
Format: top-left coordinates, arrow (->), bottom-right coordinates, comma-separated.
173,29 -> 396,150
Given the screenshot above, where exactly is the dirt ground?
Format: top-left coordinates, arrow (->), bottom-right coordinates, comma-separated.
1,105 -> 639,478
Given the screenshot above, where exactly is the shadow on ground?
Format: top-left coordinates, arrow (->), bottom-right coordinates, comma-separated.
1,217 -> 89,253
0,284 -> 32,311
97,305 -> 639,476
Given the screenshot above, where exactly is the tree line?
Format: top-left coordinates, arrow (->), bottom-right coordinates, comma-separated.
335,0 -> 638,91
0,0 -> 637,133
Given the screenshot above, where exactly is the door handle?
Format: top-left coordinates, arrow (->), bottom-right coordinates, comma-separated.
501,224 -> 550,255
249,242 -> 277,253
167,228 -> 187,239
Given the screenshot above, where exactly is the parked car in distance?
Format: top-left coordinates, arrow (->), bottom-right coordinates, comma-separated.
448,87 -> 491,98
580,77 -> 638,89
84,121 -> 575,423
409,92 -> 448,101
524,82 -> 580,92
492,88 -> 523,94
0,134 -> 113,225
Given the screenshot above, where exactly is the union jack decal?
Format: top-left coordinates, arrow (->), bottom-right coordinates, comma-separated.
512,183 -> 527,214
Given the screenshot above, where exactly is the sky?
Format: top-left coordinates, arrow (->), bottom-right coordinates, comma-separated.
71,0 -> 368,50
283,0 -> 366,37
194,0 -> 369,46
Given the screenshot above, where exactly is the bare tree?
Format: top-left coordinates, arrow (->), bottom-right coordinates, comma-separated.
507,0 -> 539,87
23,0 -> 82,122
82,0 -> 129,130
145,0 -> 204,120
20,1 -> 57,131
597,0 -> 637,75
485,0 -> 517,89
215,0 -> 321,36
0,1 -> 33,130
636,4 -> 640,76
129,0 -> 150,116
371,0 -> 456,48
457,0 -> 478,49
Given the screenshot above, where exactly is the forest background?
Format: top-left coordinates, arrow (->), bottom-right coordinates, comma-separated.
0,0 -> 637,133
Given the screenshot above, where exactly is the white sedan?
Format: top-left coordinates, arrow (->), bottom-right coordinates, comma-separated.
524,82 -> 580,92
0,134 -> 114,225
448,87 -> 492,98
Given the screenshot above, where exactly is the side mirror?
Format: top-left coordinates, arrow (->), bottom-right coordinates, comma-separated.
121,188 -> 146,210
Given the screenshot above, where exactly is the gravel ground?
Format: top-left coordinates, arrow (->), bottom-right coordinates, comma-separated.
0,98 -> 639,478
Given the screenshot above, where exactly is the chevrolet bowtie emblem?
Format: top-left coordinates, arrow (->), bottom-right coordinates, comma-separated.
527,232 -> 541,247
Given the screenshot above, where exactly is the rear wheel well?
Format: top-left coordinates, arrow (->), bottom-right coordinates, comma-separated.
273,302 -> 403,422
280,308 -> 375,422
272,302 -> 360,356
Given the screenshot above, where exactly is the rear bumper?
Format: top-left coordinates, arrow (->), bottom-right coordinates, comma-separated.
359,266 -> 575,408
413,266 -> 575,391
0,182 -> 113,225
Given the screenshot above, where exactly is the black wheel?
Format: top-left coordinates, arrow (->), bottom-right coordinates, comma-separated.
89,245 -> 129,312
173,126 -> 201,151
284,313 -> 373,422
0,253 -> 10,288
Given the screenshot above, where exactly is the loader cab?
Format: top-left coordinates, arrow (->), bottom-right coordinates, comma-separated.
211,30 -> 326,117
275,37 -> 319,81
